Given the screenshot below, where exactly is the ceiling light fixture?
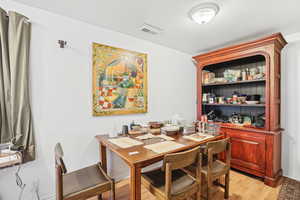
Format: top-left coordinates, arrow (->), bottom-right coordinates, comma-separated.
189,3 -> 219,24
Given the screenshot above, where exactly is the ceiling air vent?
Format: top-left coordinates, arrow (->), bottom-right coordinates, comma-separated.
140,23 -> 163,35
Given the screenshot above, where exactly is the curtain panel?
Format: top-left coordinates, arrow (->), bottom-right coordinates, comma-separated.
0,7 -> 35,162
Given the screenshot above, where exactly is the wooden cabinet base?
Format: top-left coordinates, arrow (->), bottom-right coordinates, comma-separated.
231,163 -> 265,178
223,127 -> 282,188
231,164 -> 282,187
264,169 -> 283,187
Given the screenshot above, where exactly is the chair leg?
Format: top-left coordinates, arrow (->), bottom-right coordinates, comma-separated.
111,179 -> 116,200
196,181 -> 201,200
225,172 -> 230,199
206,178 -> 212,200
206,188 -> 211,200
196,191 -> 201,200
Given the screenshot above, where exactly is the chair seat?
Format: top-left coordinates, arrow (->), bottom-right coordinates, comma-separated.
141,168 -> 195,196
63,164 -> 111,198
186,160 -> 229,177
202,160 -> 229,177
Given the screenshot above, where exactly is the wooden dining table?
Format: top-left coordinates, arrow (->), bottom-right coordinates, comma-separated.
95,133 -> 223,200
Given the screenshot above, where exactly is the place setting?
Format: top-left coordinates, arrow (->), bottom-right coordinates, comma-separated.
106,121 -> 184,153
105,117 -> 221,156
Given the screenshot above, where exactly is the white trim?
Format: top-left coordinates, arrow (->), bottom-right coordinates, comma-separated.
285,32 -> 300,43
40,194 -> 55,200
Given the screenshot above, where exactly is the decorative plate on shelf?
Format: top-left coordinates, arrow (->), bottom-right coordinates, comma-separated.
245,101 -> 259,104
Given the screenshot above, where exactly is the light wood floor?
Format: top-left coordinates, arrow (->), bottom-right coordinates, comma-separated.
90,170 -> 281,200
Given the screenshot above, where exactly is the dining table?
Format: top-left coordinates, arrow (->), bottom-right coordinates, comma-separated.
95,132 -> 223,200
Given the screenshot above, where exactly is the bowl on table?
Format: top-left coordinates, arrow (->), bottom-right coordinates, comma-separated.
148,122 -> 164,129
161,125 -> 180,136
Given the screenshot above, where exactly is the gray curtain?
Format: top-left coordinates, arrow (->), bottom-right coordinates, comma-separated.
0,8 -> 35,162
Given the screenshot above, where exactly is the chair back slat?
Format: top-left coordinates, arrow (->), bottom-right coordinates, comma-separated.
206,138 -> 231,174
207,138 -> 230,155
55,143 -> 67,174
163,146 -> 200,170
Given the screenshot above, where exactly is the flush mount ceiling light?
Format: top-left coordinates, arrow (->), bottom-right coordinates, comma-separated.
189,3 -> 220,24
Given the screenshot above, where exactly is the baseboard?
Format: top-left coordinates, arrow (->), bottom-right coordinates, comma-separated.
40,194 -> 55,200
264,169 -> 283,187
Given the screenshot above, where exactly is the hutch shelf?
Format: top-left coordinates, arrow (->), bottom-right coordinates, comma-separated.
193,33 -> 287,187
203,79 -> 266,87
202,103 -> 265,107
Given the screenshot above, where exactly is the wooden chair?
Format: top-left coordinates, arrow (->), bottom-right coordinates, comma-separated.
186,138 -> 231,200
55,143 -> 115,200
141,147 -> 202,200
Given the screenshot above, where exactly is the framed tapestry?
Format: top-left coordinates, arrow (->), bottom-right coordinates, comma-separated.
92,43 -> 148,116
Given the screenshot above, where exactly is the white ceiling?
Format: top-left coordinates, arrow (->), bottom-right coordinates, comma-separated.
12,0 -> 300,54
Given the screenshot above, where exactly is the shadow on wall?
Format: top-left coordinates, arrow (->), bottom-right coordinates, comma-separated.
281,41 -> 300,181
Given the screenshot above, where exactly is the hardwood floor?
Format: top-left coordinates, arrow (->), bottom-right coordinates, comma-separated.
90,170 -> 281,200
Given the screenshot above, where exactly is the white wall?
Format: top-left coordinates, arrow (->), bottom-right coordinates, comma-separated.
0,1 -> 196,200
2,1 -> 300,200
281,40 -> 300,181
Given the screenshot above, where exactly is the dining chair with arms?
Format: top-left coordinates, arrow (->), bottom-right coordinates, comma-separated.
55,143 -> 115,200
141,146 -> 202,200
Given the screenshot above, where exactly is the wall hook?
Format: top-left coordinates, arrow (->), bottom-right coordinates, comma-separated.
58,40 -> 67,48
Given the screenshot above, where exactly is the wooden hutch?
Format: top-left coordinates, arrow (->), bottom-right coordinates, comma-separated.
193,33 -> 287,187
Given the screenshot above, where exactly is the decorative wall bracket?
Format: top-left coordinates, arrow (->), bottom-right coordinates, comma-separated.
58,40 -> 67,48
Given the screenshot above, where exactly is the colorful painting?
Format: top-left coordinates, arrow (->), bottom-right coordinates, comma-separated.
92,43 -> 148,116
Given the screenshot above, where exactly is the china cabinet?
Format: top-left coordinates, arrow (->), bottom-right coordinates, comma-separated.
193,33 -> 287,187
